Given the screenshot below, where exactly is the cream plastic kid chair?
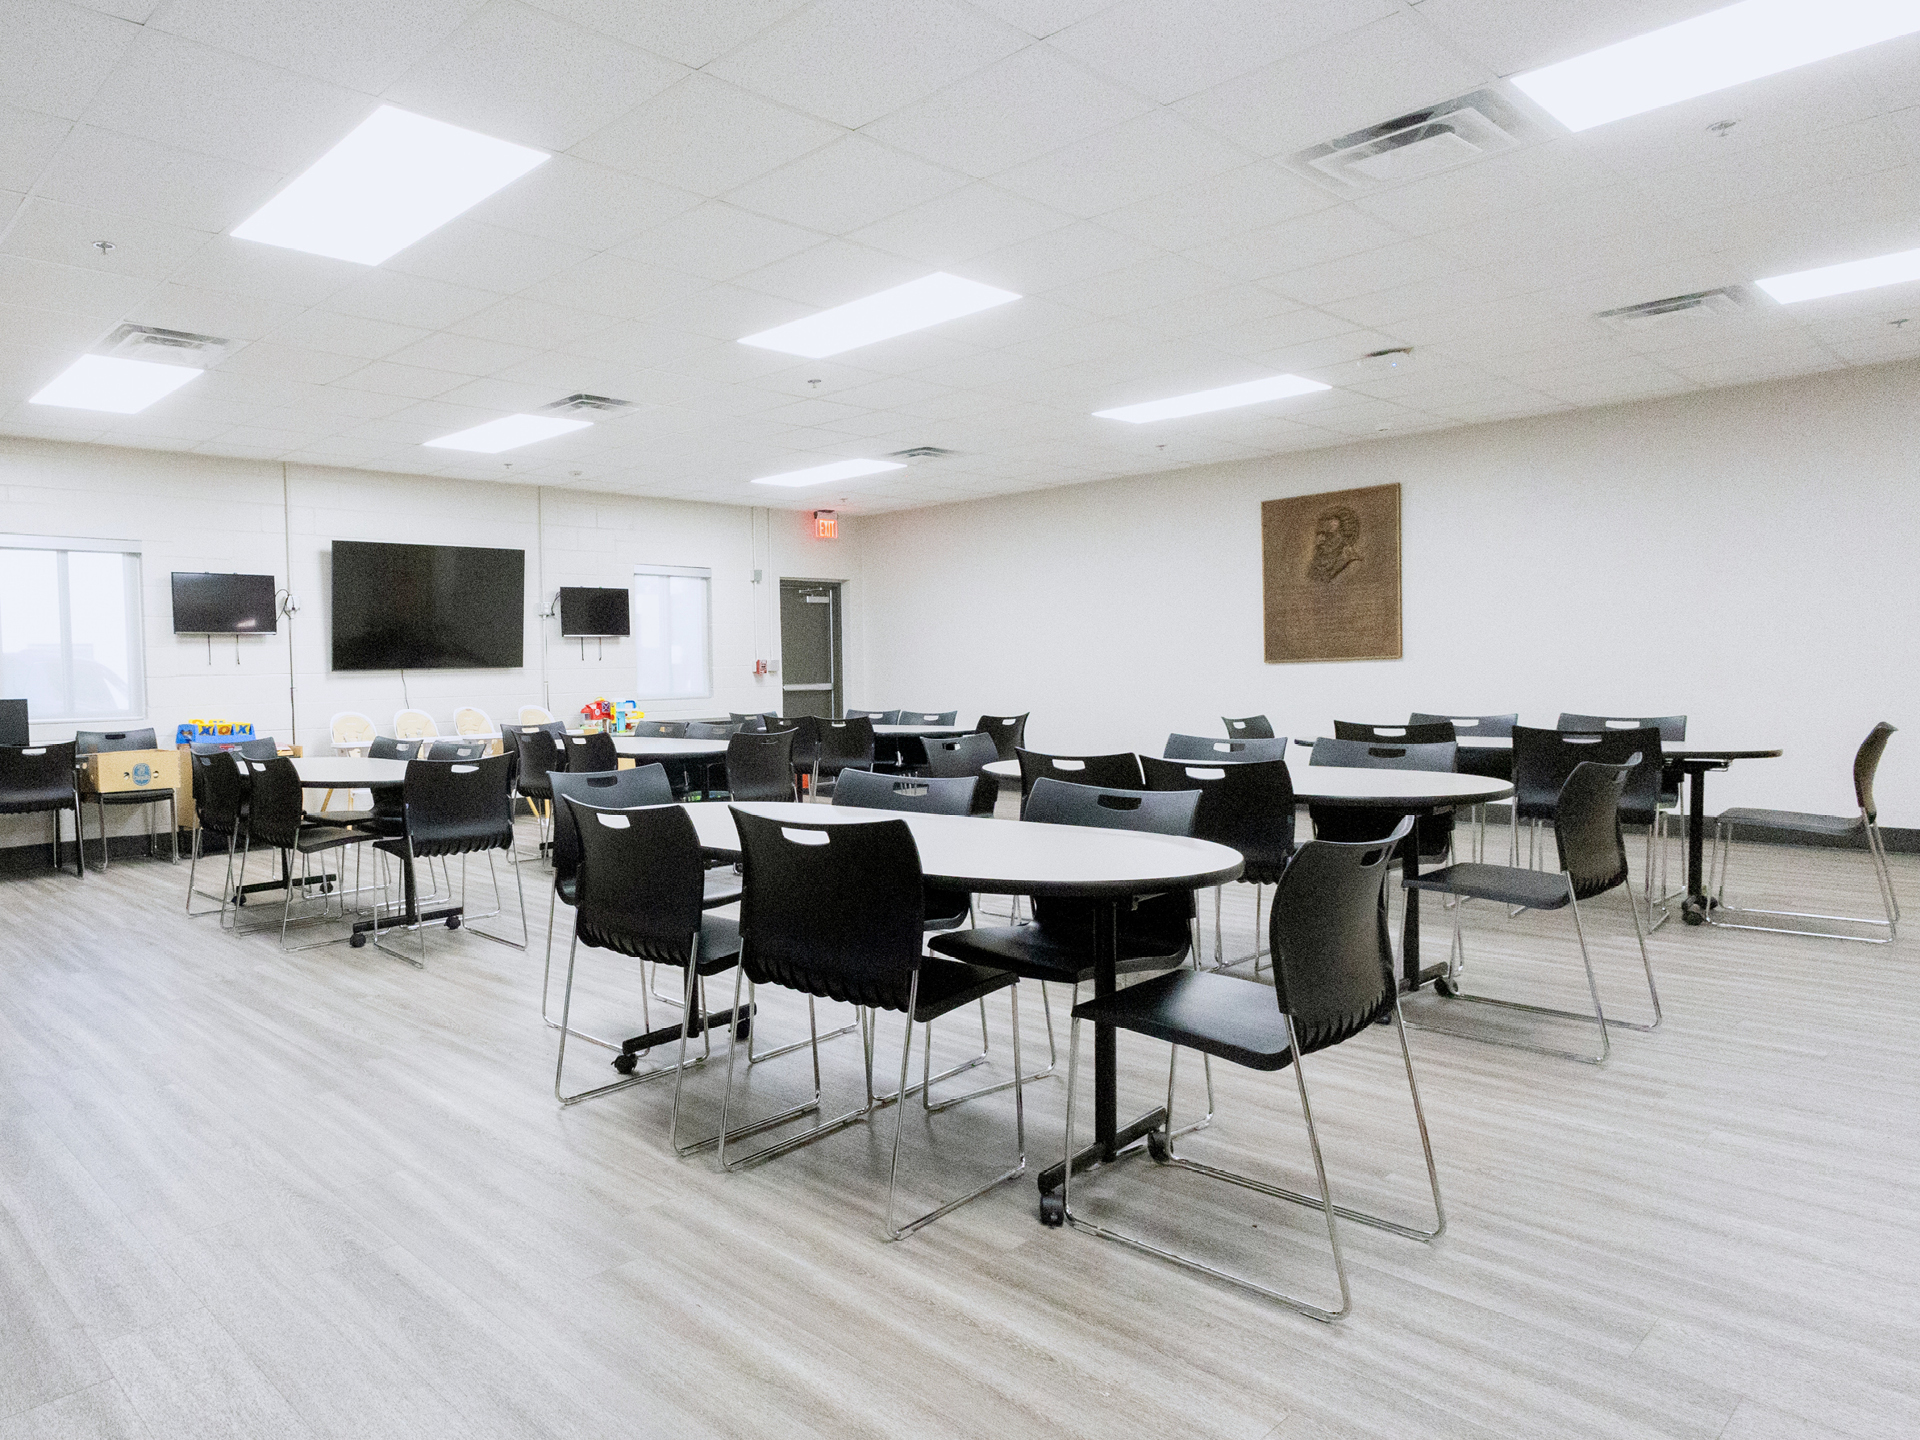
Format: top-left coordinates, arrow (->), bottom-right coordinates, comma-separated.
393,708 -> 439,740
454,707 -> 494,737
519,704 -> 556,726
322,711 -> 378,815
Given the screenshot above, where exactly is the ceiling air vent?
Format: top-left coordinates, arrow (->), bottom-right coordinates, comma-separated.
1286,89 -> 1544,195
544,393 -> 631,413
889,446 -> 956,459
102,324 -> 231,362
1595,287 -> 1749,332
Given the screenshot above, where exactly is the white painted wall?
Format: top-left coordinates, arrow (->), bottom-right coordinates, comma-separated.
0,438 -> 861,851
858,358 -> 1920,825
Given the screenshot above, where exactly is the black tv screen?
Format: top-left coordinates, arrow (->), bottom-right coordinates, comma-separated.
559,586 -> 630,637
172,572 -> 277,634
330,541 -> 524,671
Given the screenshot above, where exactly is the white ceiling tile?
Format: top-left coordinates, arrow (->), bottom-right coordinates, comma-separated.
0,0 -> 141,120
0,302 -> 114,356
1041,251 -> 1230,319
1123,282 -> 1300,340
521,253 -> 712,321
0,197 -> 211,279
383,331 -> 540,377
1176,11 -> 1486,161
0,253 -> 154,320
167,236 -> 365,307
962,0 -> 1116,40
725,135 -> 967,234
150,0 -> 484,90
332,361 -> 473,400
264,309 -> 432,360
705,0 -> 1026,129
468,154 -> 705,250
1094,162 -> 1333,253
862,44 -> 1152,176
961,220 -> 1156,293
69,0 -> 160,19
0,106 -> 73,194
1349,142 -> 1621,237
1262,238 -> 1462,308
320,270 -> 502,330
524,0 -> 807,67
35,124 -> 280,232
1184,204 -> 1407,281
615,202 -> 823,282
992,112 -> 1253,218
848,184 -> 1073,268
214,341 -> 368,386
448,296 -> 614,350
385,0 -> 688,151
433,375 -> 565,413
386,219 -> 592,293
1049,0 -> 1397,105
734,241 -> 926,307
1319,268 -> 1517,330
570,73 -> 843,197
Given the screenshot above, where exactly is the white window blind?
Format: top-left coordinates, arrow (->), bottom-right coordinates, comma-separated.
0,540 -> 146,722
632,565 -> 710,700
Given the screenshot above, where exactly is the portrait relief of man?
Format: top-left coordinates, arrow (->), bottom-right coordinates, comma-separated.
1306,506 -> 1363,584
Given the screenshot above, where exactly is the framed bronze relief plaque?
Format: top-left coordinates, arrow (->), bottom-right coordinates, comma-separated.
1262,483 -> 1401,663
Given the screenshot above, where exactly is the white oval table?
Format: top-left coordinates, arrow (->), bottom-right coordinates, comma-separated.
872,722 -> 971,738
292,756 -> 411,787
681,800 -> 1242,1212
609,737 -> 731,762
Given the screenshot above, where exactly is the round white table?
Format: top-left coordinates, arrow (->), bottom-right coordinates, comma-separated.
610,737 -> 731,761
293,756 -> 410,787
683,800 -> 1242,1210
872,722 -> 971,738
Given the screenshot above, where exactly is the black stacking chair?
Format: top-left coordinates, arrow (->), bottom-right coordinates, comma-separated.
74,727 -> 177,868
851,711 -> 905,770
369,754 -> 525,967
1222,715 -> 1275,740
235,757 -> 368,949
1142,755 -> 1296,968
1406,759 -> 1659,1064
1307,737 -> 1459,862
719,810 -> 1026,1239
1334,720 -> 1457,745
847,709 -> 901,723
834,769 -> 979,929
1013,748 -> 1143,816
564,731 -> 619,774
1412,713 -> 1516,859
974,714 -> 1028,762
553,800 -> 746,1146
804,716 -> 874,796
1711,722 -> 1900,943
0,741 -> 83,877
784,716 -> 821,789
1559,714 -> 1685,913
630,720 -> 687,738
368,736 -> 425,761
1059,818 -> 1442,1321
1508,726 -> 1655,879
425,739 -> 487,761
721,730 -> 796,802
924,732 -> 1000,815
508,726 -> 568,857
729,713 -> 777,732
356,738 -> 429,857
187,750 -> 248,919
1164,733 -> 1291,762
890,713 -> 956,772
235,736 -> 281,759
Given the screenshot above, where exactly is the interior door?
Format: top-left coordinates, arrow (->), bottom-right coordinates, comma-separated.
779,580 -> 840,720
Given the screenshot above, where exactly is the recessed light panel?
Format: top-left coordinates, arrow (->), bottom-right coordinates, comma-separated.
1512,0 -> 1920,133
1094,375 -> 1331,424
30,355 -> 202,414
750,459 -> 905,488
232,105 -> 548,265
424,415 -> 592,454
738,273 -> 1021,358
1756,244 -> 1920,303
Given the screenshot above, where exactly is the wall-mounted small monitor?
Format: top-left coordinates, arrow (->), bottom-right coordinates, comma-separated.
172,572 -> 277,634
559,586 -> 630,638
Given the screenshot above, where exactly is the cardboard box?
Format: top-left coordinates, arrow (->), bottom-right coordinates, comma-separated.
81,748 -> 184,797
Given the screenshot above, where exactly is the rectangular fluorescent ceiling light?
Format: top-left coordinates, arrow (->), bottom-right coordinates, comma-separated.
1095,374 -> 1331,423
232,105 -> 548,265
1512,0 -> 1920,132
750,459 -> 905,488
424,415 -> 592,453
1756,244 -> 1920,302
30,354 -> 201,414
738,273 -> 1020,358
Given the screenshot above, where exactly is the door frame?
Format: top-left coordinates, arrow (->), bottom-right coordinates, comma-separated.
778,577 -> 843,719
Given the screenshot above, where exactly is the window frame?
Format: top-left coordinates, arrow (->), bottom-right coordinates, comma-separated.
630,563 -> 713,702
0,533 -> 147,724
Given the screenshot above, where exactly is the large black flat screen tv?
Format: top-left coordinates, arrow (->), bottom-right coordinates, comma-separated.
559,586 -> 630,637
172,572 -> 277,634
330,541 -> 524,671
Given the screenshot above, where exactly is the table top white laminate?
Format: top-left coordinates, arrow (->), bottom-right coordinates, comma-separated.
292,756 -> 411,787
871,723 -> 970,737
981,758 -> 1511,810
610,737 -> 731,759
678,800 -> 1243,897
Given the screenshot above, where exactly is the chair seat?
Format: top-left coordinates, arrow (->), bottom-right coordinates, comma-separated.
688,914 -> 743,973
98,790 -> 174,807
306,807 -> 372,825
1235,848 -> 1293,887
924,884 -> 971,932
910,956 -> 1018,1023
0,788 -> 77,813
1716,807 -> 1864,839
701,869 -> 743,909
1071,969 -> 1296,1072
1404,861 -> 1571,910
289,824 -> 369,856
927,921 -> 1186,985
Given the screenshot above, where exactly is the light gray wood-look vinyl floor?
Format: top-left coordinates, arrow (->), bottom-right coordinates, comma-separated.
1,814 -> 1915,1440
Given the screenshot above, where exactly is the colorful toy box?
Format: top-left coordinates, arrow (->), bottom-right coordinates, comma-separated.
173,719 -> 255,745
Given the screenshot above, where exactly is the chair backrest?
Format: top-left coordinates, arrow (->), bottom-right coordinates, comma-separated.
193,750 -> 245,836
1557,713 -> 1687,742
972,714 -> 1028,762
452,706 -> 493,737
629,720 -> 686,738
729,712 -> 778,731
898,711 -> 957,726
393,708 -> 438,739
424,739 -> 487,761
565,731 -> 619,773
519,705 -> 555,725
330,711 -> 377,753
1140,755 -> 1296,881
924,733 -> 999,814
1266,820 -> 1412,1055
686,721 -> 738,740
75,728 -> 157,754
550,765 -> 674,890
846,709 -> 900,723
236,737 -> 280,759
1553,761 -> 1634,898
1411,712 -> 1516,739
511,727 -> 567,787
1511,725 -> 1651,817
833,768 -> 979,816
1334,720 -> 1457,744
724,730 -> 796,802
566,800 -> 706,964
1164,733 -> 1291,762
1025,776 -> 1199,837
242,757 -> 306,848
1309,737 -> 1457,773
368,736 -> 426,762
401,754 -> 515,857
0,741 -> 78,798
1222,714 -> 1275,739
1014,748 -> 1143,810
1854,722 -> 1896,819
734,809 -> 926,1010
815,716 -> 875,768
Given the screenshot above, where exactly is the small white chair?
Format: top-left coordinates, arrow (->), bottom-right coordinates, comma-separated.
453,706 -> 493,738
393,708 -> 439,740
323,711 -> 378,814
519,704 -> 555,726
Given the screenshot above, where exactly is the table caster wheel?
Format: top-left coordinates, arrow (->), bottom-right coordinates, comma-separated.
734,1017 -> 752,1042
613,1053 -> 637,1075
1039,1193 -> 1065,1227
1147,1132 -> 1171,1163
446,915 -> 461,930
1433,975 -> 1459,997
1682,902 -> 1706,927
349,933 -> 366,949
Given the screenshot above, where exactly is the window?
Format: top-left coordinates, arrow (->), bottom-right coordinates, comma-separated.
632,565 -> 710,700
0,538 -> 145,721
